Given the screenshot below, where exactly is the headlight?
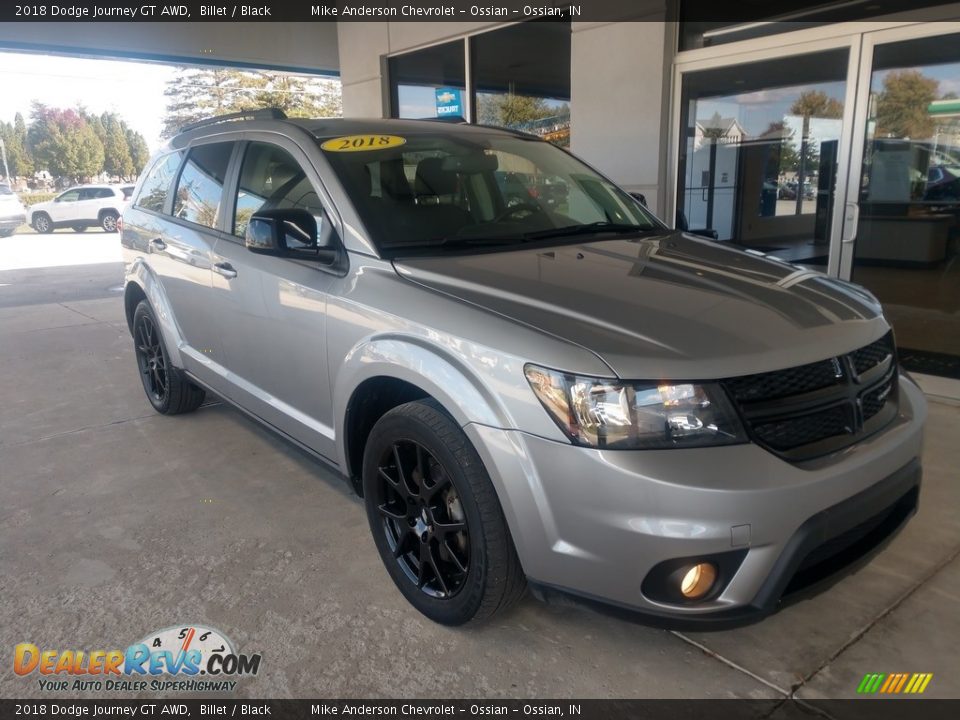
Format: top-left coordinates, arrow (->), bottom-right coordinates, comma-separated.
524,364 -> 747,450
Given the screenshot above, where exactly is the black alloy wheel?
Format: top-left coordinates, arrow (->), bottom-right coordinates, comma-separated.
374,439 -> 470,599
131,300 -> 205,415
362,399 -> 526,625
134,308 -> 168,405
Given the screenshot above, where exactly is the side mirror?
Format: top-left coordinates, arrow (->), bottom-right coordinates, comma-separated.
629,192 -> 647,207
245,208 -> 338,263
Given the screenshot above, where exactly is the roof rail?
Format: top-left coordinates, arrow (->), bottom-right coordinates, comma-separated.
180,108 -> 288,133
423,115 -> 468,124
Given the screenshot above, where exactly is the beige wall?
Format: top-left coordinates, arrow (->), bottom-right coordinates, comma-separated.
570,20 -> 669,212
0,22 -> 340,72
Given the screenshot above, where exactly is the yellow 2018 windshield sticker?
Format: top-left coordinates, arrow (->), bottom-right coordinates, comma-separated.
320,135 -> 406,152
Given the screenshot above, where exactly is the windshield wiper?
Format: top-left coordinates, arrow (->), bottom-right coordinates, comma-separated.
387,235 -> 530,254
523,222 -> 655,240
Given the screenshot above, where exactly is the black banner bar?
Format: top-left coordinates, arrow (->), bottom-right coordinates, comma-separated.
1,0 -> 956,23
1,699 -> 959,720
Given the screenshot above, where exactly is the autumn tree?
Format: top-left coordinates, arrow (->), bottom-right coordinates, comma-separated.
28,104 -> 105,182
875,69 -> 939,139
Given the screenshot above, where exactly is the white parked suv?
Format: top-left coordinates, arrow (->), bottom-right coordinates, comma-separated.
0,184 -> 27,237
29,184 -> 127,233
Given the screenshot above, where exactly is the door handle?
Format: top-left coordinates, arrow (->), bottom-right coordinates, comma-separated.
841,202 -> 859,244
149,237 -> 167,251
212,262 -> 238,280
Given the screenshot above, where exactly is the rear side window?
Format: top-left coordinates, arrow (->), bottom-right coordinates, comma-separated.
233,142 -> 323,238
135,152 -> 184,213
173,142 -> 234,229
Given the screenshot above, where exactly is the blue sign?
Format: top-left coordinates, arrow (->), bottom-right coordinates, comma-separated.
435,87 -> 462,118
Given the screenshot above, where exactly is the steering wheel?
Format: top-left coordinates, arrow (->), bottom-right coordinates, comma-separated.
492,202 -> 543,223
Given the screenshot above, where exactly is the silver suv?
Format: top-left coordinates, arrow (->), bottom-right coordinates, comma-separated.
121,111 -> 926,627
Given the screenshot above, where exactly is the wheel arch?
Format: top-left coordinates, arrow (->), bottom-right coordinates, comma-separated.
123,261 -> 185,368
336,336 -> 511,495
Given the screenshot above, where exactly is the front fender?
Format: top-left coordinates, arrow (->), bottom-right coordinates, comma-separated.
126,258 -> 185,368
332,334 -> 512,469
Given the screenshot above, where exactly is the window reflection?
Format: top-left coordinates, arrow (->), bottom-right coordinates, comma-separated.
173,143 -> 232,230
853,34 -> 960,373
678,50 -> 848,265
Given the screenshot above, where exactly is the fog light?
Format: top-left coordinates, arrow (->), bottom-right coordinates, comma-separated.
680,563 -> 717,599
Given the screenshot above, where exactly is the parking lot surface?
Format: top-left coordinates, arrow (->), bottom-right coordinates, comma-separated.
1,233 -> 958,703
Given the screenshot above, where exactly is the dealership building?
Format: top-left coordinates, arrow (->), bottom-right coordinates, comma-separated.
1,1 -> 959,384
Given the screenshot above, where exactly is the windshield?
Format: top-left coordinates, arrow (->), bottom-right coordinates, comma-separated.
318,132 -> 662,256
0,185 -> 12,196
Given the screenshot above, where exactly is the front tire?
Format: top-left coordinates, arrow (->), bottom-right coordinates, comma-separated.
33,213 -> 53,233
132,300 -> 205,415
362,399 -> 526,625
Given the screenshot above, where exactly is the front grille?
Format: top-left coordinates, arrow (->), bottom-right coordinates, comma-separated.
752,405 -> 850,451
723,333 -> 898,461
725,358 -> 842,402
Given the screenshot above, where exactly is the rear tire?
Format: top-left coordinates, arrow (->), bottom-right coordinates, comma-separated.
100,211 -> 119,232
33,213 -> 53,233
362,398 -> 526,625
0,229 -> 14,238
132,300 -> 205,415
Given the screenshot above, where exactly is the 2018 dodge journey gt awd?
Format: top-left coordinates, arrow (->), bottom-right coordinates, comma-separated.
121,110 -> 926,626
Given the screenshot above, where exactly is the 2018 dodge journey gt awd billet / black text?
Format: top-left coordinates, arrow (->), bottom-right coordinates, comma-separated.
121,110 -> 925,627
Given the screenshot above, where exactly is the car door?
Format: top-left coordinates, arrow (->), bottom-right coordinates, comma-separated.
74,188 -> 102,224
209,137 -> 342,459
142,140 -> 237,392
50,188 -> 81,223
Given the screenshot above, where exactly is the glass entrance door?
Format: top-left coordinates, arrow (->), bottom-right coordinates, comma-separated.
843,25 -> 960,378
676,45 -> 856,269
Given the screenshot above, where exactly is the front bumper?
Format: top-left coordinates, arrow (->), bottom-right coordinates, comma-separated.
465,376 -> 926,628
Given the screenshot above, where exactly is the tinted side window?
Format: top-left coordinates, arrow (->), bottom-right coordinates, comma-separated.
97,188 -> 116,199
135,152 -> 184,213
233,142 -> 323,239
173,143 -> 234,229
58,190 -> 81,202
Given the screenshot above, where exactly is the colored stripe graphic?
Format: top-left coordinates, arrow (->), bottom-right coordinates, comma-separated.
857,673 -> 933,694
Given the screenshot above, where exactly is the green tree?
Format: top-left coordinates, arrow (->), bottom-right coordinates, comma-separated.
477,93 -> 554,127
250,72 -> 342,118
126,128 -> 150,174
875,69 -> 939,139
102,113 -> 134,179
161,67 -> 342,138
0,118 -> 33,179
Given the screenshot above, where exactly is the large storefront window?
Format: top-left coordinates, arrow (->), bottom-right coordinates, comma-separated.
387,21 -> 571,145
471,20 -> 571,146
388,40 -> 466,120
852,33 -> 960,375
677,49 -> 849,265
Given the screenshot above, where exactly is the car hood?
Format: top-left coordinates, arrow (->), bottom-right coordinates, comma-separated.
393,232 -> 889,379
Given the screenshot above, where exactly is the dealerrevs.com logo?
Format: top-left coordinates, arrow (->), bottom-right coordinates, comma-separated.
14,625 -> 261,693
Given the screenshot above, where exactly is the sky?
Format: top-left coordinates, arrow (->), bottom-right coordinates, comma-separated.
0,52 -> 178,151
